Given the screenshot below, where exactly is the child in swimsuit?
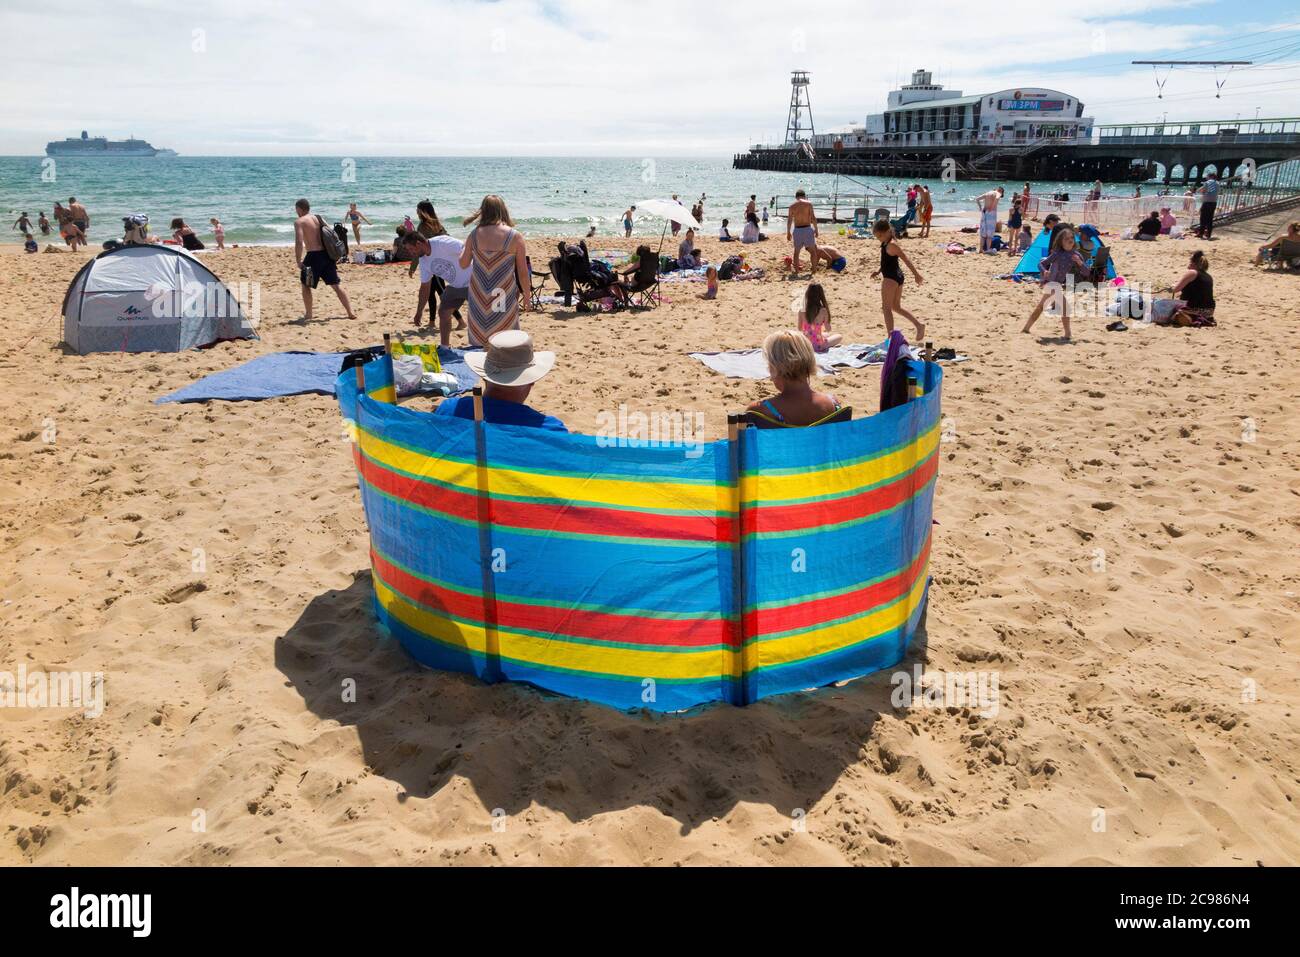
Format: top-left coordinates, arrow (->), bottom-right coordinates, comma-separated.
210,217 -> 225,250
870,220 -> 925,339
797,282 -> 841,352
698,266 -> 718,300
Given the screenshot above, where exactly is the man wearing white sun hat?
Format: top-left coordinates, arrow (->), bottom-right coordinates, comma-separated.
435,329 -> 567,432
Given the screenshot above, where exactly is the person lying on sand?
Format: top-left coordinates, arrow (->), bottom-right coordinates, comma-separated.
437,330 -> 566,432
745,330 -> 848,427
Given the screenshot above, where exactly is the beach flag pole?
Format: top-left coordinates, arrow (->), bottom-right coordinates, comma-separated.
728,414 -> 751,704
471,386 -> 501,682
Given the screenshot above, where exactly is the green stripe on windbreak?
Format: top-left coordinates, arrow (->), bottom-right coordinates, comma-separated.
375,564 -> 735,656
358,446 -> 728,519
382,612 -> 736,688
739,442 -> 936,509
740,474 -> 935,542
374,544 -> 724,623
743,581 -> 917,645
746,616 -> 905,673
743,543 -> 923,614
363,482 -> 728,550
738,424 -> 937,480
359,425 -> 723,488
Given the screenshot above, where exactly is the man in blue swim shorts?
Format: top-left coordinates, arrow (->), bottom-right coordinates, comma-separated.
786,188 -> 819,274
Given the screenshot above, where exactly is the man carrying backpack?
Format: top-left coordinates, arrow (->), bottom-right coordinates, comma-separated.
294,198 -> 356,321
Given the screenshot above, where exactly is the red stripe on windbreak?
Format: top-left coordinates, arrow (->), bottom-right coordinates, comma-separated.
356,449 -> 731,542
742,450 -> 938,536
744,533 -> 931,639
371,548 -> 736,649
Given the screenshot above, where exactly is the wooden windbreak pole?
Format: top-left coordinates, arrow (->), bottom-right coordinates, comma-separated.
471,386 -> 501,682
382,332 -> 397,402
728,414 -> 751,704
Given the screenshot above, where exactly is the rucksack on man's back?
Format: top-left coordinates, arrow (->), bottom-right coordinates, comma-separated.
317,216 -> 346,262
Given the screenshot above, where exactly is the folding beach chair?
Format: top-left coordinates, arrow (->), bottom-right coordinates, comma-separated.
1262,238 -> 1300,271
525,256 -> 550,309
852,208 -> 869,229
740,405 -> 853,429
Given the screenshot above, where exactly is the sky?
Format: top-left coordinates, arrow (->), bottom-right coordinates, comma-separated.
0,0 -> 1297,156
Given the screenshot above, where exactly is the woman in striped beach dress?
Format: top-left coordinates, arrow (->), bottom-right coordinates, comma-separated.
458,195 -> 531,347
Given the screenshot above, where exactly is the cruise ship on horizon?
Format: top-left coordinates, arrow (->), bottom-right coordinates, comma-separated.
46,130 -> 177,157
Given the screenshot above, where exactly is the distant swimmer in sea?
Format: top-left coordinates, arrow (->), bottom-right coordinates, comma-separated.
13,211 -> 32,233
344,203 -> 371,244
67,196 -> 89,236
37,212 -> 51,235
786,189 -> 819,275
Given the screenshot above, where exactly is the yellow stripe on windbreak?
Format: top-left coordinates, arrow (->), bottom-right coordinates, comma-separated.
374,575 -> 736,681
743,424 -> 939,505
755,563 -> 929,669
357,427 -> 730,514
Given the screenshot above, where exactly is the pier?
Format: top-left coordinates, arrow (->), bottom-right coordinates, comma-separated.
734,116 -> 1300,184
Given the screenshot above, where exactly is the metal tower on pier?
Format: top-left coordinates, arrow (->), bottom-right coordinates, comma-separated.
784,71 -> 815,145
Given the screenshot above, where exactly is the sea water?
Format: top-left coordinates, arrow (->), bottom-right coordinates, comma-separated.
0,154 -> 1131,245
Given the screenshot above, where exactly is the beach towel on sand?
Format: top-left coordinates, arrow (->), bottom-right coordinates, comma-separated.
156,348 -> 476,403
690,342 -> 968,379
690,342 -> 892,378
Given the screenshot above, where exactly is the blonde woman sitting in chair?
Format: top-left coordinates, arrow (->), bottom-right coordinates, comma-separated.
743,330 -> 851,428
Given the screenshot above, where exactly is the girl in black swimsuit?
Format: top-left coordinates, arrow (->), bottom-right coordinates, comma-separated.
870,220 -> 924,339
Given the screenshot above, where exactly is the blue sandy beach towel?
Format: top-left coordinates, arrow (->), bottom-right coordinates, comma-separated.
157,348 -> 477,404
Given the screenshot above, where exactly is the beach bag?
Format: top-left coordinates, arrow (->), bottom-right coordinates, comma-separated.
392,356 -> 425,396
317,216 -> 346,262
718,256 -> 743,281
391,341 -> 441,373
339,346 -> 385,374
588,259 -> 614,286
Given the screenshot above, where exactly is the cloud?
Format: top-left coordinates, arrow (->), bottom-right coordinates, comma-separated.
0,0 -> 1295,154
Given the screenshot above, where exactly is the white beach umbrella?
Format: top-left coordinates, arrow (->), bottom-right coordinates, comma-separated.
636,198 -> 701,229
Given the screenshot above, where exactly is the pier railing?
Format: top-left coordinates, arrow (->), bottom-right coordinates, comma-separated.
1214,156 -> 1300,226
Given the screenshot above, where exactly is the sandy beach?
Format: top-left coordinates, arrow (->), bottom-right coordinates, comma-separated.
1,225 -> 1297,866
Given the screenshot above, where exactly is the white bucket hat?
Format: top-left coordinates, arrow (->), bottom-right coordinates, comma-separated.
465,329 -> 556,386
